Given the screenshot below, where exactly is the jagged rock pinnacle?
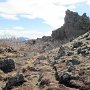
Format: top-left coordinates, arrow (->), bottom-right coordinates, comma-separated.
52,10 -> 90,41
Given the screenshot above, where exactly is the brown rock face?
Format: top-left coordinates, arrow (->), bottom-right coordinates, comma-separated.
52,10 -> 90,41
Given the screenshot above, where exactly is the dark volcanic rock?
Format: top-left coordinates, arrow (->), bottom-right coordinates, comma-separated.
39,78 -> 50,88
0,58 -> 15,73
67,51 -> 74,56
57,72 -> 80,89
54,46 -> 65,60
3,74 -> 25,90
73,41 -> 83,48
67,65 -> 75,72
42,36 -> 52,42
0,48 -> 4,53
5,47 -> 15,52
0,47 -> 16,53
77,46 -> 90,56
66,59 -> 80,66
58,72 -> 79,83
52,10 -> 90,41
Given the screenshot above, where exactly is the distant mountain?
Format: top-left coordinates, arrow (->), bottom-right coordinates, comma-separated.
17,37 -> 30,40
0,32 -> 30,40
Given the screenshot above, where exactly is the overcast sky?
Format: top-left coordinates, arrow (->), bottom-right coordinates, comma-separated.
0,0 -> 90,39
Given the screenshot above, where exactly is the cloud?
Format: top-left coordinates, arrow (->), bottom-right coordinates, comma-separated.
0,0 -> 87,29
0,13 -> 18,20
0,29 -> 52,39
86,0 -> 90,5
13,26 -> 24,30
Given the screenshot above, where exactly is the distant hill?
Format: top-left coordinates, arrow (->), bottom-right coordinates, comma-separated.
17,37 -> 30,40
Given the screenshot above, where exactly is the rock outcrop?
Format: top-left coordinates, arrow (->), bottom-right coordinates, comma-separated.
52,10 -> 90,41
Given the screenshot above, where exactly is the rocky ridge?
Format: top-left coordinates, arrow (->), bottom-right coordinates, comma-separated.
52,10 -> 90,41
27,10 -> 90,49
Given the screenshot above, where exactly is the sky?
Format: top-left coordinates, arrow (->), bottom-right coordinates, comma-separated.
0,0 -> 90,39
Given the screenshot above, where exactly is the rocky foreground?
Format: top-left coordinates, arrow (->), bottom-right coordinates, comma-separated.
0,10 -> 90,90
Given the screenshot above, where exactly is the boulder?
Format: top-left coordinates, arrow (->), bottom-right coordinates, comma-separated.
67,51 -> 74,56
77,46 -> 90,55
69,80 -> 83,89
66,59 -> 80,66
3,73 -> 25,90
73,42 -> 83,48
67,65 -> 75,72
0,48 -> 4,53
58,72 -> 79,88
39,78 -> 50,88
54,46 -> 65,60
26,40 -> 36,45
0,58 -> 15,73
